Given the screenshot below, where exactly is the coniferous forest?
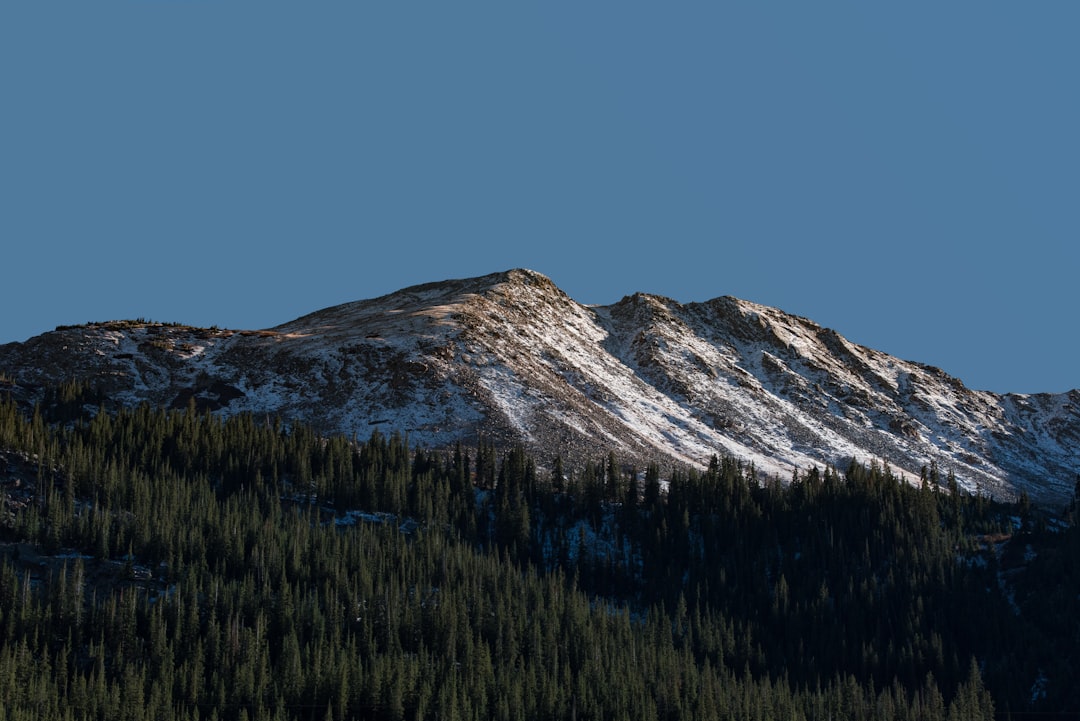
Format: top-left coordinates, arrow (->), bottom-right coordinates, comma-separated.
1,385 -> 1079,720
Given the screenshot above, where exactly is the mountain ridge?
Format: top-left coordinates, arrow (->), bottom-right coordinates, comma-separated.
2,268 -> 1077,506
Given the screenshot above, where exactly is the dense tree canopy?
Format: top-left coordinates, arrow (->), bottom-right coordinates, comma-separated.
0,387 -> 1077,720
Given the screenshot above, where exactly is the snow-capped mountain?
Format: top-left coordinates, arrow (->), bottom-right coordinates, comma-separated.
2,269 -> 1077,506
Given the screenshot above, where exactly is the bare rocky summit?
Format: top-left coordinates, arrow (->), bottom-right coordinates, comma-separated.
2,269 -> 1077,505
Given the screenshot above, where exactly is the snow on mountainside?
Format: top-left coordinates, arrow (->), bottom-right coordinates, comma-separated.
2,269 -> 1077,506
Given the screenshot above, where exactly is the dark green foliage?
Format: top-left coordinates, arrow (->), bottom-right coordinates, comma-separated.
0,391 -> 1075,719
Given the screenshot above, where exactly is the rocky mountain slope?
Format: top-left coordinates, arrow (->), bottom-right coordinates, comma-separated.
2,269 -> 1077,506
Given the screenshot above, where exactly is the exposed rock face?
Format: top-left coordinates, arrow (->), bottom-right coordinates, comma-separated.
2,269 -> 1077,505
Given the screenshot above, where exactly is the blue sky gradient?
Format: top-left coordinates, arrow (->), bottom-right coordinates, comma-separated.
2,2 -> 1077,393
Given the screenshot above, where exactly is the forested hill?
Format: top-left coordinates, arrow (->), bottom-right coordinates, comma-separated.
1,394 -> 1079,720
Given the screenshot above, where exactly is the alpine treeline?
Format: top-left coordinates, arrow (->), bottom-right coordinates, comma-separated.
0,389 -> 1078,721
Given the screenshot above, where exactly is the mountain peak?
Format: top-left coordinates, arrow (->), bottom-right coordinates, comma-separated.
393,268 -> 557,296
1,270 -> 1077,506
464,268 -> 567,303
500,267 -> 555,285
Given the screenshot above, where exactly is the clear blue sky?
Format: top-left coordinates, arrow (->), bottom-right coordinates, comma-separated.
2,2 -> 1077,394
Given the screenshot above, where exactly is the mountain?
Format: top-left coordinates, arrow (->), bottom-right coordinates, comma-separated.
2,268 -> 1077,506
